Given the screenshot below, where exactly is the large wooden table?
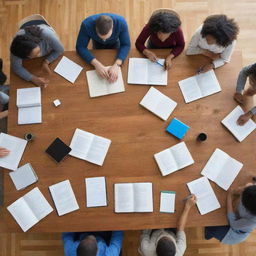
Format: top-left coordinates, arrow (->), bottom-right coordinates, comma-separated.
4,49 -> 255,232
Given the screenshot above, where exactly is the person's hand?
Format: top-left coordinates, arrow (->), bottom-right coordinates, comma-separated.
143,49 -> 157,62
42,60 -> 52,75
197,63 -> 214,74
0,147 -> 10,157
108,63 -> 119,83
185,194 -> 197,209
237,112 -> 253,126
202,50 -> 221,60
94,63 -> 110,80
164,55 -> 173,70
31,76 -> 49,88
233,92 -> 244,104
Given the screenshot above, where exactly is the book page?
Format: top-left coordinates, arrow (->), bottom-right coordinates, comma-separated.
54,56 -> 83,83
160,191 -> 175,213
7,197 -> 38,232
187,177 -> 220,215
23,187 -> 53,221
178,77 -> 202,103
69,129 -> 94,160
85,135 -> 111,166
0,133 -> 27,171
49,180 -> 79,216
127,58 -> 148,85
18,106 -> 42,125
170,142 -> 194,170
147,59 -> 167,86
16,87 -> 41,108
221,106 -> 256,142
134,183 -> 153,212
196,70 -> 221,97
114,183 -> 134,213
154,148 -> 178,176
85,177 -> 107,207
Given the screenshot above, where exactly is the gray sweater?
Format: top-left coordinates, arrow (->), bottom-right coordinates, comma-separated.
10,24 -> 64,81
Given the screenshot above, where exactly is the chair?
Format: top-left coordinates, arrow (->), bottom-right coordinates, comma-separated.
18,14 -> 50,29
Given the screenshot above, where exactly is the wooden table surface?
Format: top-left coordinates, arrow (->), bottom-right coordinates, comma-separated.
4,49 -> 255,232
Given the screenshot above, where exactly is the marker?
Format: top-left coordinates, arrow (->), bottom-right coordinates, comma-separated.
182,195 -> 193,201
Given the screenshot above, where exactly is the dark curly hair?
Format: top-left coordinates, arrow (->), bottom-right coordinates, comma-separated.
148,10 -> 181,34
201,14 -> 239,47
241,185 -> 256,215
10,25 -> 42,59
156,237 -> 176,256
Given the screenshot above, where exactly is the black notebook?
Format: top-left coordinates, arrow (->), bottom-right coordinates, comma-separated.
45,138 -> 71,163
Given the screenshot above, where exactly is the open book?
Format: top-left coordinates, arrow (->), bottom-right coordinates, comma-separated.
0,133 -> 27,171
49,180 -> 79,216
201,148 -> 243,191
187,177 -> 220,215
86,67 -> 125,97
9,163 -> 38,190
128,58 -> 167,85
154,142 -> 194,176
54,56 -> 83,83
221,105 -> 256,142
7,187 -> 53,232
178,70 -> 221,103
69,128 -> 111,166
85,177 -> 107,207
115,182 -> 153,213
140,87 -> 177,121
16,87 -> 42,125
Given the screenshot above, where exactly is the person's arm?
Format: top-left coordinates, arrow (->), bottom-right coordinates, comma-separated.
186,26 -> 204,55
105,231 -> 124,255
0,110 -> 8,119
236,65 -> 253,93
135,24 -> 151,53
170,27 -> 185,57
61,232 -> 80,256
237,110 -> 254,126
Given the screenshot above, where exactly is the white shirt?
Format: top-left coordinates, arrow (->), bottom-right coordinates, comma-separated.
139,229 -> 186,256
186,25 -> 236,68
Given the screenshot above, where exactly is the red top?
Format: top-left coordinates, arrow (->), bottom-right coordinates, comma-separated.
135,24 -> 185,57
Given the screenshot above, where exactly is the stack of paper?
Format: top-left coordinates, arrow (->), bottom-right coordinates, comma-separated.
178,70 -> 221,103
160,191 -> 176,213
16,87 -> 42,125
140,87 -> 177,121
86,67 -> 125,97
0,133 -> 27,171
221,106 -> 256,142
7,187 -> 53,232
154,142 -> 194,176
128,58 -> 167,85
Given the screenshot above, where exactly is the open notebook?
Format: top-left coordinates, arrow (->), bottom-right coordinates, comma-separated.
69,128 -> 111,166
187,177 -> 220,215
16,87 -> 42,125
154,142 -> 194,176
86,67 -> 125,97
201,148 -> 243,191
221,105 -> 256,142
128,58 -> 167,85
54,56 -> 83,83
114,182 -> 153,213
178,70 -> 221,103
7,187 -> 53,232
140,87 -> 177,121
0,133 -> 27,171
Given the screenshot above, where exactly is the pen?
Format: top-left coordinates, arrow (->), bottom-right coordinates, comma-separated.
156,60 -> 164,67
182,195 -> 193,201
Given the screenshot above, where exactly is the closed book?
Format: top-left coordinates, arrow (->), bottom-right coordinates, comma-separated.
166,118 -> 189,139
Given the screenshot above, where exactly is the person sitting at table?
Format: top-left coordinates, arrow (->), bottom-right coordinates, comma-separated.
138,195 -> 197,256
10,14 -> 64,88
76,13 -> 131,83
135,9 -> 184,70
233,63 -> 256,125
205,180 -> 256,245
62,230 -> 124,256
186,14 -> 239,73
0,58 -> 9,119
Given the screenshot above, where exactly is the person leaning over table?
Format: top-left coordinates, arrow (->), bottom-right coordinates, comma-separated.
138,195 -> 197,256
186,14 -> 239,73
205,180 -> 256,245
62,230 -> 124,256
76,13 -> 131,83
233,63 -> 256,125
135,9 -> 185,70
10,17 -> 64,88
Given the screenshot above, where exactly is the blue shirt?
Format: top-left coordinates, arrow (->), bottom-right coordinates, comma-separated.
62,231 -> 124,256
76,13 -> 131,64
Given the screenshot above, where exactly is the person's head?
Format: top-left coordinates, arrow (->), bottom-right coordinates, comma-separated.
95,15 -> 113,41
10,25 -> 42,59
156,236 -> 176,256
201,14 -> 239,47
247,64 -> 256,87
241,184 -> 256,216
148,10 -> 181,42
77,235 -> 98,256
